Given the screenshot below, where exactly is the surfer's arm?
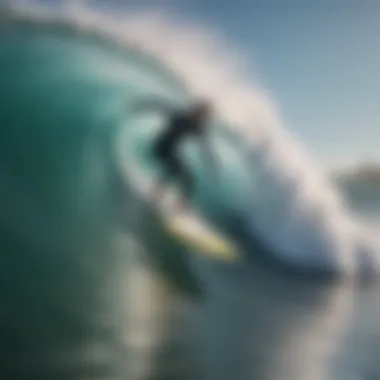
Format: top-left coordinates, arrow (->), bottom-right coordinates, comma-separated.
128,98 -> 173,115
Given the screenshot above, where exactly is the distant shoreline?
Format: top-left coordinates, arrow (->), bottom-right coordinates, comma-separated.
332,163 -> 380,183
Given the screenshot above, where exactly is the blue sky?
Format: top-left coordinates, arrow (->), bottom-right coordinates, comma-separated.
164,0 -> 380,168
45,0 -> 380,168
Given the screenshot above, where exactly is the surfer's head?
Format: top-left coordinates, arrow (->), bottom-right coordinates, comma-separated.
190,100 -> 212,122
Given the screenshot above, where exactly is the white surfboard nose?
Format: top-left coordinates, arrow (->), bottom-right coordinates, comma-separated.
164,212 -> 239,262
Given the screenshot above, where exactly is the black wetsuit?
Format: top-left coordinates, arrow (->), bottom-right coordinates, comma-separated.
152,111 -> 204,197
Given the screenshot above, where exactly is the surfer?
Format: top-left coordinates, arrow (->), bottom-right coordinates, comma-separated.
130,99 -> 218,212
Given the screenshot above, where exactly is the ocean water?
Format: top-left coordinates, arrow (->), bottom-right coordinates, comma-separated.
1,3 -> 380,380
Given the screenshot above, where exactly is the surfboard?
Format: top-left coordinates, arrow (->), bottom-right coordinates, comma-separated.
160,206 -> 239,261
122,136 -> 239,262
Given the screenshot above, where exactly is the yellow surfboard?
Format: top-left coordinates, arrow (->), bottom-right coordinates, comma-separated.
163,212 -> 239,262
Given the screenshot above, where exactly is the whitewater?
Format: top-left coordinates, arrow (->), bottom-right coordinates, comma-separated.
3,0 -> 380,276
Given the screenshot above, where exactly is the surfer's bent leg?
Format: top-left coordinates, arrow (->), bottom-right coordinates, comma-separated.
152,145 -> 193,211
169,156 -> 194,210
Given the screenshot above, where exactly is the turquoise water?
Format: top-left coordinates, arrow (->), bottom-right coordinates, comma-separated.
0,24 -> 208,376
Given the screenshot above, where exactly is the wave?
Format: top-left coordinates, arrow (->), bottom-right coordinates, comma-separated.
3,0 -> 380,276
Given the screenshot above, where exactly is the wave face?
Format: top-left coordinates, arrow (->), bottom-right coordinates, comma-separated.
2,1 -> 380,276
